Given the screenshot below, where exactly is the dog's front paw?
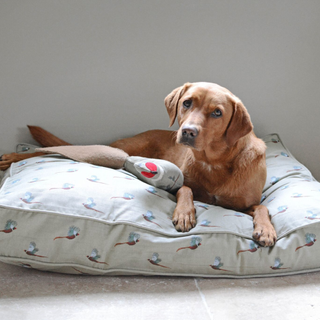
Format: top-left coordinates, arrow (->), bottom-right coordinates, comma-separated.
172,206 -> 196,232
0,153 -> 23,171
253,221 -> 277,247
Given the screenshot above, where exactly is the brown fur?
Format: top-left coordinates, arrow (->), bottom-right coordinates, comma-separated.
0,82 -> 276,246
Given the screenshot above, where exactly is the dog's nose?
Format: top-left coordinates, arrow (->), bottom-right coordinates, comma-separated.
182,125 -> 198,139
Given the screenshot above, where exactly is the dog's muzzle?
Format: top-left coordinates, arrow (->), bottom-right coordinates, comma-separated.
179,125 -> 198,148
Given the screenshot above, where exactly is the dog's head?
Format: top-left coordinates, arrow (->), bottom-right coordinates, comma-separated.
164,82 -> 253,150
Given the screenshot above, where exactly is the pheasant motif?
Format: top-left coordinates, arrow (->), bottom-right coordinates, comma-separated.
267,196 -> 276,203
17,160 -> 27,167
142,211 -> 162,228
237,241 -> 260,255
270,258 -> 290,270
50,183 -> 74,190
0,220 -> 17,233
305,211 -> 320,220
275,152 -> 289,158
148,252 -> 170,268
24,242 -> 47,258
82,198 -> 105,214
291,193 -> 309,198
209,256 -> 230,272
286,166 -> 302,173
176,236 -> 202,252
55,168 -> 78,174
36,159 -> 57,164
272,205 -> 288,218
54,226 -> 80,240
200,219 -> 219,227
223,212 -> 245,218
295,233 -> 316,251
111,193 -> 135,200
145,187 -> 165,199
20,192 -> 42,204
86,249 -> 108,265
113,175 -> 135,180
114,232 -> 140,247
87,175 -> 108,185
28,178 -> 46,183
196,204 -> 209,210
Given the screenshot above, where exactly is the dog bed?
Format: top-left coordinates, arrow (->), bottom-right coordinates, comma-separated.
0,133 -> 319,278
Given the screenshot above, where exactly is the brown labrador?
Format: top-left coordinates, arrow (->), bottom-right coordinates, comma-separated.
0,82 -> 276,246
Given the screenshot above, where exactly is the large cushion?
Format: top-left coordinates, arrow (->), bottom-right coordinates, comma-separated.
0,133 -> 319,278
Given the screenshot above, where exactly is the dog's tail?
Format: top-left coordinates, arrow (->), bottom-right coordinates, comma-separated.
27,125 -> 72,147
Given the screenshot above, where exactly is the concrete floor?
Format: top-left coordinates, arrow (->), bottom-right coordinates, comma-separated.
1,262 -> 320,320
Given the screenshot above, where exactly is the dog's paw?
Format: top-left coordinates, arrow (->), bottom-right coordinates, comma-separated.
253,221 -> 277,247
172,207 -> 196,232
0,153 -> 21,171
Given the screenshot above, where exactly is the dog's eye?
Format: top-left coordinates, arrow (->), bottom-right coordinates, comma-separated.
183,100 -> 192,109
211,109 -> 222,118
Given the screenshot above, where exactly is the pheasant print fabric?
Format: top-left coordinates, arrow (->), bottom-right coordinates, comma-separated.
0,133 -> 320,278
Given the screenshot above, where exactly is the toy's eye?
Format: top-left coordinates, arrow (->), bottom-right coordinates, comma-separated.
183,100 -> 192,109
211,109 -> 222,118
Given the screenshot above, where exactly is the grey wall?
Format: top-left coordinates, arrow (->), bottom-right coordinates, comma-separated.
1,1 -> 320,179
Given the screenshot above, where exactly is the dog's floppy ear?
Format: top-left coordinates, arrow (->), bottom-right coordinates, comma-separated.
164,83 -> 191,127
225,98 -> 253,147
